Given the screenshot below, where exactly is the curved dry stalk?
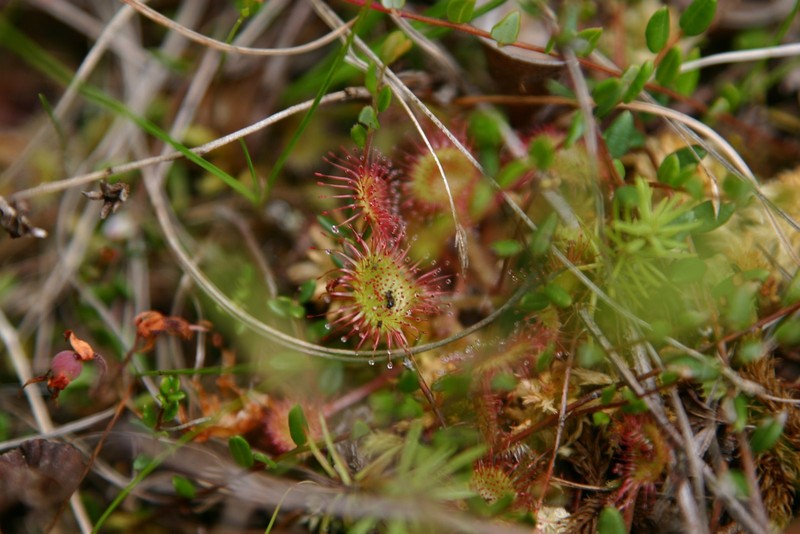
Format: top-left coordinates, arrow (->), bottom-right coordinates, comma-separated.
122,0 -> 355,57
10,89 -> 369,201
681,42 -> 800,72
392,88 -> 470,273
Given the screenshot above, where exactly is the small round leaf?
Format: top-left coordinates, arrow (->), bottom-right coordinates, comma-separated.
646,7 -> 670,53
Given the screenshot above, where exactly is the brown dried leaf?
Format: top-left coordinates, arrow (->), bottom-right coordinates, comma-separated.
64,330 -> 97,361
134,310 -> 200,352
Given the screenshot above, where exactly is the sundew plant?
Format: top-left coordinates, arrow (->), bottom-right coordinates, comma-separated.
1,0 -> 800,533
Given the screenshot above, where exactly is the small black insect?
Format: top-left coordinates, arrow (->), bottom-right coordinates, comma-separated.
384,290 -> 395,310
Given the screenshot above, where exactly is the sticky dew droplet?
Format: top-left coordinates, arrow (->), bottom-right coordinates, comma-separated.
386,361 -> 393,369
368,359 -> 375,366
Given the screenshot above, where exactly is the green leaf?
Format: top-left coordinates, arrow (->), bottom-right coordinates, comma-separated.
750,412 -> 786,453
351,124 -> 367,148
491,372 -> 517,392
687,200 -> 734,233
267,296 -> 306,319
398,369 -> 420,393
228,435 -> 255,468
621,388 -> 648,413
722,174 -> 753,205
656,46 -> 682,86
543,283 -> 572,308
577,341 -> 604,368
381,0 -> 405,8
529,135 -> 555,170
671,145 -> 708,168
782,271 -> 800,305
518,291 -> 550,312
490,10 -> 520,46
468,109 -> 503,147
669,257 -> 707,284
133,454 -> 152,472
288,404 -> 309,447
724,469 -> 750,498
598,506 -> 626,534
298,280 -> 316,303
657,153 -> 680,185
593,412 -> 611,426
573,27 -> 603,57
724,282 -> 758,330
172,475 -> 196,499
622,60 -> 654,103
730,394 -> 749,432
675,48 -> 701,95
680,0 -> 717,36
491,239 -> 524,257
775,316 -> 800,345
142,403 -> 158,428
564,112 -> 584,148
380,31 -> 412,64
603,110 -> 644,158
593,78 -> 623,117
446,0 -> 475,23
358,105 -> 380,130
735,340 -> 763,366
497,159 -> 530,188
530,212 -> 558,257
365,63 -> 378,94
646,7 -> 671,53
253,452 -> 277,469
667,354 -> 720,382
377,86 -> 393,113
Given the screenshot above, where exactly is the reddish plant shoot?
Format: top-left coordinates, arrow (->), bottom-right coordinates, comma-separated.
316,150 -> 404,242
